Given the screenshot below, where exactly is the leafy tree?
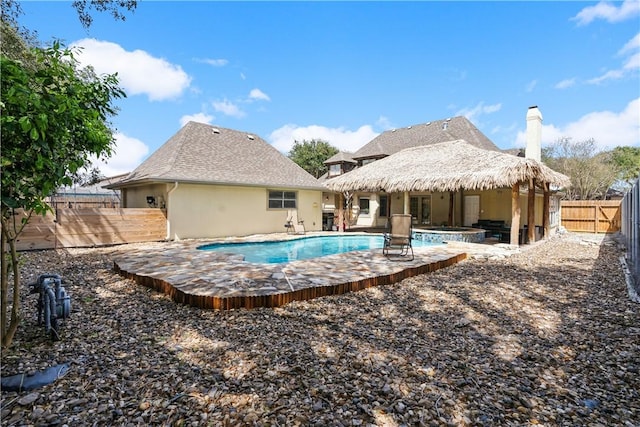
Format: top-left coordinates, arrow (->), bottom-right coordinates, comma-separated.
1,0 -> 137,31
288,139 -> 339,179
610,146 -> 640,188
72,166 -> 106,187
542,137 -> 619,200
1,43 -> 125,347
72,0 -> 137,28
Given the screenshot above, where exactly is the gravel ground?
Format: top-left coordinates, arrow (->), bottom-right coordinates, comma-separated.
1,232 -> 638,426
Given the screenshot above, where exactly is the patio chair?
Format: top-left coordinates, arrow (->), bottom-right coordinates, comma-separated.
284,210 -> 306,235
383,214 -> 414,260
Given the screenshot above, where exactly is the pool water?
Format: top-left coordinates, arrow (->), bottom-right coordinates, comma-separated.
198,235 -> 439,264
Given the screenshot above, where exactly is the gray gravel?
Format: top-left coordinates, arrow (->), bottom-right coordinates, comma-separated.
1,232 -> 639,426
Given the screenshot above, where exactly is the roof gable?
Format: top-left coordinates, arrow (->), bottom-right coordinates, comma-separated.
114,122 -> 323,189
352,116 -> 499,160
324,151 -> 356,164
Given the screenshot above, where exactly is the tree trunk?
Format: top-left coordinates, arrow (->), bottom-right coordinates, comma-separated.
1,210 -> 25,348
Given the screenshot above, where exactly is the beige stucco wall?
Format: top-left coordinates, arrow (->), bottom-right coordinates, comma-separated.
123,184 -> 168,209
123,183 -> 322,239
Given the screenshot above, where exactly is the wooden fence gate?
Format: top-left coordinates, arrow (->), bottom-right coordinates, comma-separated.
13,208 -> 167,251
560,200 -> 621,233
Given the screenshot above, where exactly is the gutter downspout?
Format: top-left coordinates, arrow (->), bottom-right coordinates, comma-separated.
166,182 -> 179,240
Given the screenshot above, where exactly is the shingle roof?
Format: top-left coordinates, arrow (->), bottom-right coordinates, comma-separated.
352,116 -> 499,160
324,151 -> 356,164
109,122 -> 324,190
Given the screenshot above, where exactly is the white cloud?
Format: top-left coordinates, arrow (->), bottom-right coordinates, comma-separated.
248,88 -> 271,101
515,98 -> 640,150
269,124 -> 379,154
71,39 -> 192,101
587,33 -> 640,84
525,80 -> 538,93
455,102 -> 502,123
376,116 -> 394,131
212,99 -> 245,118
619,33 -> 640,55
94,132 -> 149,176
196,58 -> 228,67
588,69 -> 625,84
571,0 -> 640,25
180,113 -> 214,127
623,51 -> 640,70
555,78 -> 577,89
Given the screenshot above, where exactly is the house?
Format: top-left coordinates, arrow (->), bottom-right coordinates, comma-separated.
324,107 -> 570,245
323,115 -> 505,229
107,122 -> 325,239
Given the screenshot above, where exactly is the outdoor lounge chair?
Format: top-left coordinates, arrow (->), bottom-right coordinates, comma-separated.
383,214 -> 414,260
284,210 -> 306,235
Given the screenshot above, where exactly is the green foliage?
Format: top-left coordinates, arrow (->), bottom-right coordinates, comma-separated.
1,43 -> 124,215
288,139 -> 340,179
1,42 -> 124,347
610,146 -> 640,185
542,137 -> 619,200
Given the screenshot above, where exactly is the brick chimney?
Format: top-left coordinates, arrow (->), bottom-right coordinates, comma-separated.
525,106 -> 542,162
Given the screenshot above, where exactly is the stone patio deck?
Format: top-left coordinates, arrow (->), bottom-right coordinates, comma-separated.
113,232 -> 518,310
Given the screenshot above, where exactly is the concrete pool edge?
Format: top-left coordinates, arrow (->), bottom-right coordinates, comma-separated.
112,239 -> 469,310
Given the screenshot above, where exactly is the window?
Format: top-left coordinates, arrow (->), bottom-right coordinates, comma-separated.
361,158 -> 375,166
359,197 -> 370,216
328,164 -> 342,177
379,195 -> 389,217
268,190 -> 297,209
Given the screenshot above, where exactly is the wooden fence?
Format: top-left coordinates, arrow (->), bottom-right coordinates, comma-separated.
14,208 -> 167,251
560,200 -> 621,233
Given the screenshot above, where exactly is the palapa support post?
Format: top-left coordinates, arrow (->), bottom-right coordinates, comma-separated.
511,183 -> 521,245
542,181 -> 550,238
403,192 -> 410,215
448,192 -> 455,226
527,178 -> 536,244
338,193 -> 344,232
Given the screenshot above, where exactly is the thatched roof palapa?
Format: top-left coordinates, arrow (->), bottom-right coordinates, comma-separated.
324,140 -> 570,193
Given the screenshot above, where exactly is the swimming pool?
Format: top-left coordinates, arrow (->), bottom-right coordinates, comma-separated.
198,235 -> 439,264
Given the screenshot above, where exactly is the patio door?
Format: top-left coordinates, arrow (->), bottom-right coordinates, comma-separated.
409,196 -> 432,225
463,195 -> 480,226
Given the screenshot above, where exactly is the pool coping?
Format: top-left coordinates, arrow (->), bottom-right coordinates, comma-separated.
112,232 -> 512,310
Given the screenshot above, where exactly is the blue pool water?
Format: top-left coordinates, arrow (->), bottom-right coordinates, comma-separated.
198,235 -> 439,264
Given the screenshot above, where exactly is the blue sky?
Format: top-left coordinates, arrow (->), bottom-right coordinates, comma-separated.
19,1 -> 640,176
